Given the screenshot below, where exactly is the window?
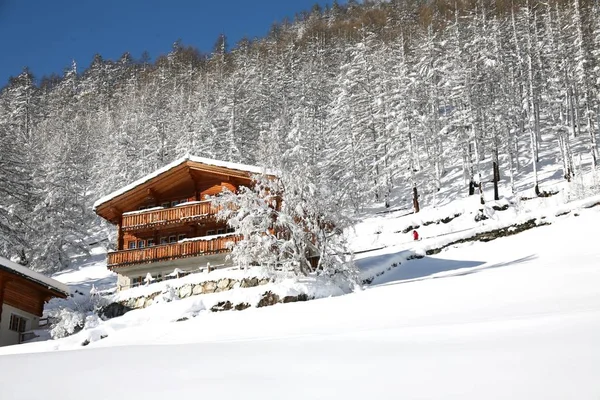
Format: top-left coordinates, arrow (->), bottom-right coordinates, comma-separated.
169,235 -> 177,243
128,241 -> 136,249
138,205 -> 146,211
138,240 -> 145,249
171,200 -> 179,207
178,234 -> 186,241
206,230 -> 215,236
9,314 -> 27,333
160,237 -> 168,245
147,239 -> 155,247
226,227 -> 235,233
132,276 -> 143,286
217,229 -> 225,235
161,202 -> 170,208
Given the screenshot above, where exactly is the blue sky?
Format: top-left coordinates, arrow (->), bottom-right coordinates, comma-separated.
0,0 -> 343,86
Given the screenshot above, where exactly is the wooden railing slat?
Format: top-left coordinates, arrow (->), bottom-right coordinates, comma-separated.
121,201 -> 220,230
107,235 -> 240,268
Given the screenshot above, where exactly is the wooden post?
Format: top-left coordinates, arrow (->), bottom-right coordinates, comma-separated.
37,295 -> 48,316
0,276 -> 6,325
146,188 -> 158,203
111,207 -> 124,250
117,223 -> 124,250
189,171 -> 200,201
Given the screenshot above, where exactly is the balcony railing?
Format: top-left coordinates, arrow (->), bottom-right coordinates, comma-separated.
107,234 -> 241,268
121,201 -> 220,231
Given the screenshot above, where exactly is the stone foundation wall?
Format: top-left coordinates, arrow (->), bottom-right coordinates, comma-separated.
204,292 -> 311,314
424,218 -> 549,256
118,277 -> 273,311
100,276 -> 312,321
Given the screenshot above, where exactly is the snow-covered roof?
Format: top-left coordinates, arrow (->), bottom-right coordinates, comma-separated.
93,155 -> 275,211
0,256 -> 70,296
187,155 -> 275,176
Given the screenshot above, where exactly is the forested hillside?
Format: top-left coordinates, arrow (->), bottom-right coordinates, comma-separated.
1,0 -> 599,272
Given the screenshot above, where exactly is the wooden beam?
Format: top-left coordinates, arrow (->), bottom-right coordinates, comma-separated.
146,188 -> 159,201
0,275 -> 14,323
189,170 -> 201,201
109,206 -> 123,224
37,293 -> 45,316
117,224 -> 124,250
0,276 -> 5,324
110,206 -> 122,214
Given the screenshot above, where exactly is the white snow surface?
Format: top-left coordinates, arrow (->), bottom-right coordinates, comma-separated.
174,200 -> 204,207
122,206 -> 165,215
1,201 -> 600,399
178,232 -> 236,243
0,255 -> 69,295
92,154 -> 274,210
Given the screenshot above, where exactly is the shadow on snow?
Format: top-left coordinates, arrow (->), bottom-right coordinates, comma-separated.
52,252 -> 116,294
367,254 -> 537,287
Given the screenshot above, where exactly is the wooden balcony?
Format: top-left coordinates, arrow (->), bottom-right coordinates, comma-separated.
121,201 -> 220,231
107,234 -> 241,269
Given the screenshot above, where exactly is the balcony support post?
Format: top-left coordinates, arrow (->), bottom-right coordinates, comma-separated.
146,188 -> 158,204
194,182 -> 200,201
0,276 -> 5,325
116,223 -> 124,250
189,171 -> 201,201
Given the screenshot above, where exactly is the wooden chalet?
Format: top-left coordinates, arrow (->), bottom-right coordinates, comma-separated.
0,256 -> 69,346
94,155 -> 273,291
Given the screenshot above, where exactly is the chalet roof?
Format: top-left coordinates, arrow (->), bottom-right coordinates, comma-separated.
0,256 -> 70,297
93,155 -> 275,212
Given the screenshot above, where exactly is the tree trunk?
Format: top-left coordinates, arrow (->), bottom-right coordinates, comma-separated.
468,142 -> 476,196
412,185 -> 420,214
508,146 -> 516,194
479,174 -> 485,205
493,161 -> 500,201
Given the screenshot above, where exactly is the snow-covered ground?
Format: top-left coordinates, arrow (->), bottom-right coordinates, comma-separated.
1,199 -> 599,399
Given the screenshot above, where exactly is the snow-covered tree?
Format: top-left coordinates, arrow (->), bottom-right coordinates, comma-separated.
215,172 -> 356,281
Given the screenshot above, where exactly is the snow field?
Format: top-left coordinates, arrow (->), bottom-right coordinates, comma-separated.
0,204 -> 599,399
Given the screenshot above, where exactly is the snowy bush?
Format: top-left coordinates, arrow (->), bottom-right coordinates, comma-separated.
152,284 -> 179,305
49,308 -> 85,339
49,288 -> 107,339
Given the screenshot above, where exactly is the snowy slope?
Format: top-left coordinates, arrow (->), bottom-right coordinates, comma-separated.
0,205 -> 599,399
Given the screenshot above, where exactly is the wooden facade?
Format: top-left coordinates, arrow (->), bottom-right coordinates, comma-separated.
0,270 -> 60,318
0,258 -> 68,346
94,157 -> 268,280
